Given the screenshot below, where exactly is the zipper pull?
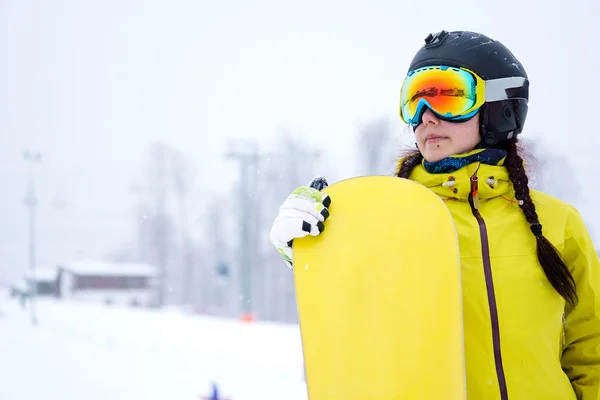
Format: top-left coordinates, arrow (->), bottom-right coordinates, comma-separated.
470,175 -> 480,210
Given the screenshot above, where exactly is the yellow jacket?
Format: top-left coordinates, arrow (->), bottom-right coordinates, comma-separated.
407,160 -> 600,400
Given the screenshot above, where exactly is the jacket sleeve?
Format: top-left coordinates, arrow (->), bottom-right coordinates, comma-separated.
560,206 -> 600,400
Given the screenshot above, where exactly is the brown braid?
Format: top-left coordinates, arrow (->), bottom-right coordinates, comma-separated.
396,150 -> 423,179
502,138 -> 577,305
395,141 -> 577,305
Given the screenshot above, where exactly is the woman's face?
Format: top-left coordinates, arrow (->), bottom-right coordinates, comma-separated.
414,108 -> 481,162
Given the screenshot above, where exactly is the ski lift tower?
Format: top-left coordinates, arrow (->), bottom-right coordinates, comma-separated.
225,138 -> 260,320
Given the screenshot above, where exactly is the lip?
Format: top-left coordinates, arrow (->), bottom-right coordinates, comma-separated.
424,133 -> 447,143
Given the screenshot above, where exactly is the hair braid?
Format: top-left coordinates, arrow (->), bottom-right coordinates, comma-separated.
503,139 -> 578,305
397,150 -> 423,178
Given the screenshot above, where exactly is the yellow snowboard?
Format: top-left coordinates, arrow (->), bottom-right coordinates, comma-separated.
293,176 -> 466,400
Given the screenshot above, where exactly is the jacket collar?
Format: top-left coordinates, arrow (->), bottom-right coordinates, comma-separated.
408,160 -> 512,201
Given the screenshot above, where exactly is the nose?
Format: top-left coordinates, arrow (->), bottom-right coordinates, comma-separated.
421,108 -> 440,126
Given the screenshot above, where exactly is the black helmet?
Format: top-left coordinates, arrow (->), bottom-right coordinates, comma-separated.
407,30 -> 529,146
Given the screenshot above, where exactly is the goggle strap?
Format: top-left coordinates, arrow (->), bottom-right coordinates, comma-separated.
484,77 -> 528,102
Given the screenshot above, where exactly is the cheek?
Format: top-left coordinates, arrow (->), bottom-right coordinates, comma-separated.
466,116 -> 481,141
414,125 -> 427,142
466,123 -> 481,145
452,121 -> 480,146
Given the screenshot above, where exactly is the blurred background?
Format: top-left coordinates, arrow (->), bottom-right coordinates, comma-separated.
1,0 -> 598,399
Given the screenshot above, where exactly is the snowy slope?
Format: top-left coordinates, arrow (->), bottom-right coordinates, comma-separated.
0,295 -> 307,400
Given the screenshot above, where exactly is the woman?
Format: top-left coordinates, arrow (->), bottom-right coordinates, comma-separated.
269,30 -> 600,399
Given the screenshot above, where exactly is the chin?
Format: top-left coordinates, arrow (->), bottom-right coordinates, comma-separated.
422,152 -> 450,163
418,141 -> 455,163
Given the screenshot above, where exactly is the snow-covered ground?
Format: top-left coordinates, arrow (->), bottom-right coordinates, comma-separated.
0,293 -> 307,400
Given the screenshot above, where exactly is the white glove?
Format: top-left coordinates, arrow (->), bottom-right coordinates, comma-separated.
269,177 -> 331,269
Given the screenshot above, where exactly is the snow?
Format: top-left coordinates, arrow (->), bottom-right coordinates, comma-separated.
60,288 -> 156,306
8,278 -> 28,292
58,261 -> 158,277
24,266 -> 59,282
0,293 -> 307,400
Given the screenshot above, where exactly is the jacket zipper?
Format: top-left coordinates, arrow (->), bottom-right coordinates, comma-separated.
469,174 -> 509,400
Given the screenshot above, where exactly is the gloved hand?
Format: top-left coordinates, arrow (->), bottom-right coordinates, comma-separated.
269,176 -> 331,269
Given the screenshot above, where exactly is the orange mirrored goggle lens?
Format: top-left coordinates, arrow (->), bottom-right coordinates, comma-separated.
400,66 -> 480,125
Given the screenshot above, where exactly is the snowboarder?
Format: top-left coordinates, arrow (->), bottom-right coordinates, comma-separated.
269,30 -> 600,399
200,382 -> 230,400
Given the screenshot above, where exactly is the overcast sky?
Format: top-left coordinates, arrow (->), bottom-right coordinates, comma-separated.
1,0 -> 598,281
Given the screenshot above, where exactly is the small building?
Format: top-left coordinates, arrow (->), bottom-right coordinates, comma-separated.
56,261 -> 158,307
9,266 -> 59,300
27,267 -> 60,296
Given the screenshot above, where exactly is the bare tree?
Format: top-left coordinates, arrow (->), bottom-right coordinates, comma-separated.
196,193 -> 235,316
356,117 -> 398,176
104,241 -> 139,263
258,129 -> 326,322
169,146 -> 196,306
127,141 -> 198,308
224,138 -> 261,319
118,132 -> 331,322
143,142 -> 170,307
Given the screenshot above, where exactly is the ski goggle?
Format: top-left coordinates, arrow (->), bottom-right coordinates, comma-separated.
399,65 -> 528,126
